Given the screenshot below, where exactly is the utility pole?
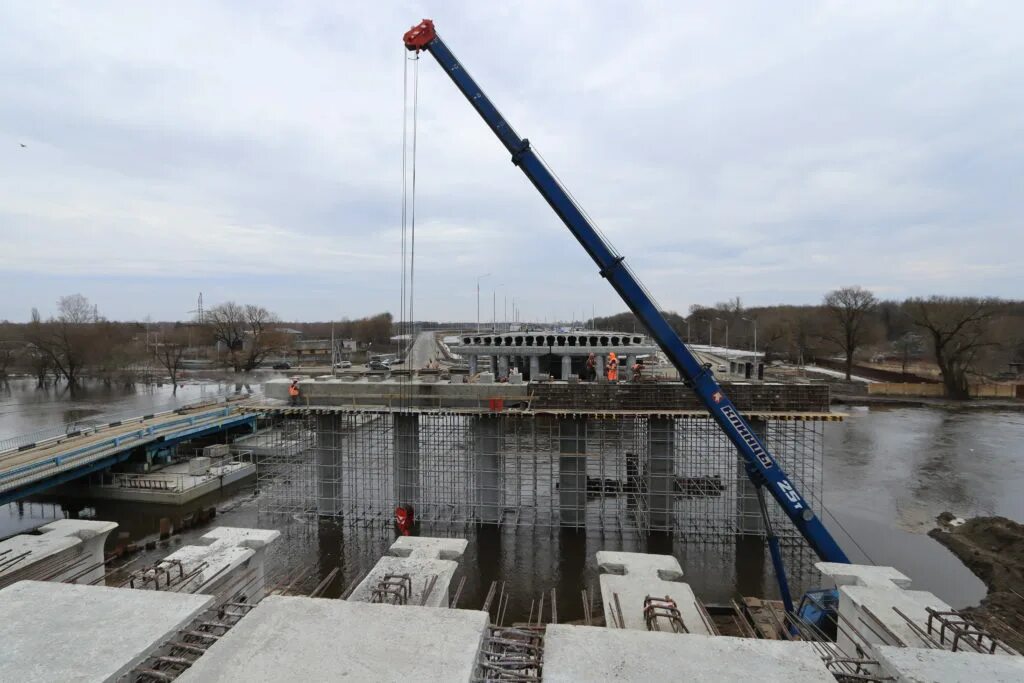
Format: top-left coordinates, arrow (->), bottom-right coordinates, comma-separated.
331,321 -> 336,378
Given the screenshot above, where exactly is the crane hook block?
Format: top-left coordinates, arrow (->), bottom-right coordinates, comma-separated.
404,19 -> 436,51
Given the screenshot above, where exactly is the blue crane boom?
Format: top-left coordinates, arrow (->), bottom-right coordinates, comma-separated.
403,19 -> 849,566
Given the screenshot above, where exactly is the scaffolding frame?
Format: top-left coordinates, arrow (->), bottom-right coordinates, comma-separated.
255,409 -> 825,542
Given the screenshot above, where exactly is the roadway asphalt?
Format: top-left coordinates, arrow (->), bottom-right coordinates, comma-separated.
405,331 -> 441,370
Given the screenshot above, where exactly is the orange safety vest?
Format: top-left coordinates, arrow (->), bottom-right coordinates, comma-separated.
288,384 -> 299,397
607,357 -> 618,381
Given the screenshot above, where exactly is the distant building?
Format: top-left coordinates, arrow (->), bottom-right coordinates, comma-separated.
292,339 -> 357,365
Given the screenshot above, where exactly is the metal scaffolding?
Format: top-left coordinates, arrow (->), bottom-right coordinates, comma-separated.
255,409 -> 825,542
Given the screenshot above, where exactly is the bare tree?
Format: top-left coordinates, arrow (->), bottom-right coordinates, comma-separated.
908,297 -> 1003,399
823,286 -> 878,380
153,328 -> 189,393
207,302 -> 286,372
25,294 -> 103,388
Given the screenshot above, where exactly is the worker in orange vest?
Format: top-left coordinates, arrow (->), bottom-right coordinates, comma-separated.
288,379 -> 300,406
607,352 -> 618,382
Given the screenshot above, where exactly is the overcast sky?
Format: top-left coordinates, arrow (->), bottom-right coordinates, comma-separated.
1,2 -> 1021,323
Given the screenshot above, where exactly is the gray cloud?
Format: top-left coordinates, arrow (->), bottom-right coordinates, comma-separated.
1,2 -> 1021,322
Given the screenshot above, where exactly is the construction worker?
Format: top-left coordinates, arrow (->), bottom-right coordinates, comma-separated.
585,353 -> 597,381
607,352 -> 618,382
631,358 -> 644,382
288,379 -> 300,406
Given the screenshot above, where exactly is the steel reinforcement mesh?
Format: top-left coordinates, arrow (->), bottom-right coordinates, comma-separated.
254,410 -> 824,541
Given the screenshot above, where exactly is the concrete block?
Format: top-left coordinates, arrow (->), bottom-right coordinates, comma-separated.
596,551 -> 710,635
874,645 -> 1024,682
203,443 -> 231,459
816,562 -> 913,590
348,556 -> 458,607
138,526 -> 280,601
0,580 -> 212,683
0,519 -> 118,587
508,370 -> 523,384
387,536 -> 468,560
178,597 -> 488,683
477,372 -> 495,384
543,626 -> 835,682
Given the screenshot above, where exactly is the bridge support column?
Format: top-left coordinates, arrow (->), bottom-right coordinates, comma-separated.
469,355 -> 478,375
529,356 -> 540,380
559,418 -> 587,527
497,355 -> 509,380
737,418 -> 767,535
596,354 -> 605,380
561,355 -> 573,381
625,354 -> 636,381
394,414 -> 420,512
647,417 -> 675,531
316,414 -> 342,516
473,416 -> 502,523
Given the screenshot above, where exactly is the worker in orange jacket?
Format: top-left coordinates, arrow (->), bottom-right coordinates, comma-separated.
607,352 -> 618,382
288,379 -> 300,406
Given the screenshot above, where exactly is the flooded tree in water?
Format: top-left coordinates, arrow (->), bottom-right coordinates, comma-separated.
152,328 -> 190,394
908,297 -> 1003,400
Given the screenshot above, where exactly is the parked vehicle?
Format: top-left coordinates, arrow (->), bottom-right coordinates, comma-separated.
368,360 -> 390,371
272,362 -> 291,370
334,360 -> 352,369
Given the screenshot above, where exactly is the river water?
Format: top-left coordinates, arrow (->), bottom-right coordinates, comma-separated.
2,377 -> 1020,619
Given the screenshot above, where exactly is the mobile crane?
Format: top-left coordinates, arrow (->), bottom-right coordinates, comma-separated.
403,19 -> 850,609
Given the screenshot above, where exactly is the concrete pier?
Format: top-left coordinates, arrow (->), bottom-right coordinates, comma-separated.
472,416 -> 502,523
529,355 -> 540,379
316,413 -> 342,516
559,418 -> 587,527
394,414 -> 420,511
561,355 -> 573,380
647,417 -> 675,529
348,536 -> 468,608
736,417 -> 767,535
596,551 -> 709,635
0,519 -> 117,587
0,580 -> 213,683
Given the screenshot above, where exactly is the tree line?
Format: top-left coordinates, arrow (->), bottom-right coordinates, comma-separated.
589,288 -> 1024,400
0,295 -> 396,393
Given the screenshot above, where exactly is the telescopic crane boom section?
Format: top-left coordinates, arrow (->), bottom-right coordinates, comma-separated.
403,19 -> 849,565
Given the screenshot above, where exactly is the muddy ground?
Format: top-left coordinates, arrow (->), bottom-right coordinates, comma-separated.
929,513 -> 1024,652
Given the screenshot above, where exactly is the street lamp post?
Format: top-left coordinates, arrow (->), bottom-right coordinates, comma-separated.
743,316 -> 758,377
476,273 -> 491,333
493,284 -> 504,332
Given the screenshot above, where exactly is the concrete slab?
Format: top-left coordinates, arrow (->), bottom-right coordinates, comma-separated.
137,526 -> 280,600
596,551 -> 710,635
387,535 -> 468,560
177,596 -> 488,683
543,625 -> 834,682
0,580 -> 213,683
348,555 -> 458,607
816,562 -> 913,589
838,584 -> 952,648
0,519 -> 117,586
874,645 -> 1024,682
